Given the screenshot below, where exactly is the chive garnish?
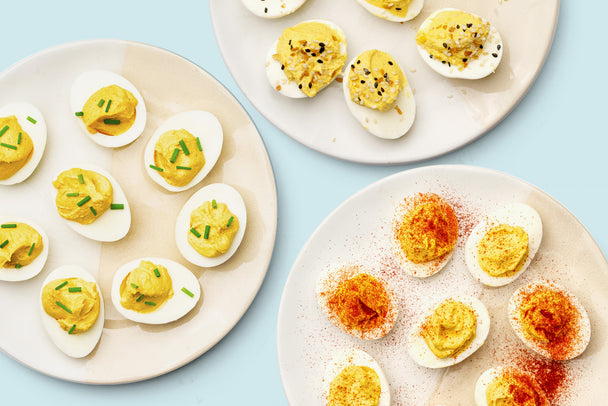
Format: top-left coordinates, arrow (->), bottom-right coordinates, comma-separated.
105,99 -> 112,113
56,301 -> 72,314
104,119 -> 120,125
196,137 -> 202,151
1,224 -> 16,228
190,228 -> 201,238
176,166 -> 191,170
15,264 -> 22,269
130,283 -> 139,289
75,111 -> 84,117
111,203 -> 124,210
97,99 -> 105,108
0,125 -> 8,137
1,143 -> 17,150
78,174 -> 84,184
153,268 -> 160,278
203,225 -> 210,239
68,287 -> 82,293
90,206 -> 97,216
68,324 -> 76,335
144,301 -> 157,306
179,140 -> 190,156
77,196 -> 91,207
28,242 -> 35,256
17,132 -> 21,145
55,281 -> 68,290
136,294 -> 145,302
212,199 -> 217,209
149,164 -> 164,172
66,192 -> 79,197
181,287 -> 194,298
0,240 -> 8,249
227,216 -> 234,228
26,116 -> 37,124
170,148 -> 180,163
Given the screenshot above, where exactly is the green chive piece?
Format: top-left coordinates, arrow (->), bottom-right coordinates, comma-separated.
176,166 -> 191,170
153,268 -> 160,278
97,99 -> 105,108
56,301 -> 72,314
149,164 -> 164,172
181,287 -> 194,298
0,125 -> 8,137
15,264 -> 22,269
136,294 -> 145,302
203,225 -> 211,239
170,148 -> 180,163
196,137 -> 202,151
77,196 -> 91,207
130,283 -> 139,289
78,174 -> 84,184
105,99 -> 112,113
104,119 -> 120,125
111,203 -> 124,210
1,143 -> 17,150
66,192 -> 79,197
212,199 -> 217,209
68,324 -> 76,335
0,240 -> 8,249
179,140 -> 190,156
17,132 -> 22,145
68,287 -> 82,293
28,242 -> 35,256
90,206 -> 97,216
27,116 -> 37,124
144,301 -> 157,306
190,228 -> 201,238
1,224 -> 17,228
55,281 -> 68,290
227,216 -> 234,228
75,111 -> 84,117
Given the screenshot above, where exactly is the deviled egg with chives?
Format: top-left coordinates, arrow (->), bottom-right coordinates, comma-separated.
0,216 -> 49,282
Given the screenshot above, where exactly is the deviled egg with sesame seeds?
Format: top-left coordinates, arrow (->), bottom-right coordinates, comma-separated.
266,20 -> 347,98
415,8 -> 503,79
0,216 -> 49,282
355,0 -> 423,22
343,49 -> 416,139
241,0 -> 308,18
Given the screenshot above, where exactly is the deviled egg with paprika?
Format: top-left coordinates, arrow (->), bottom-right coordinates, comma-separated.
475,366 -> 549,406
241,0 -> 308,18
0,216 -> 49,282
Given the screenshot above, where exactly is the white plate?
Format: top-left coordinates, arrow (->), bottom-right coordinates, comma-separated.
0,40 -> 277,384
277,165 -> 608,405
210,0 -> 559,164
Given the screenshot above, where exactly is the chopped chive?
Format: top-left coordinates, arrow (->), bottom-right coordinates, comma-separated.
0,125 -> 8,137
68,324 -> 76,335
170,148 -> 180,163
104,119 -> 120,125
0,240 -> 8,249
212,199 -> 217,209
78,173 -> 84,184
68,287 -> 82,293
190,228 -> 201,238
176,166 -> 191,170
26,116 -> 37,124
28,242 -> 35,256
75,111 -> 84,117
1,224 -> 17,228
90,206 -> 97,216
105,99 -> 112,113
66,192 -> 79,197
97,99 -> 105,108
149,164 -> 164,172
196,137 -> 202,151
55,301 -> 72,314
130,283 -> 139,289
181,287 -> 194,298
153,268 -> 160,278
144,301 -> 157,306
55,281 -> 68,290
227,216 -> 234,228
15,264 -> 22,269
203,225 -> 210,239
17,132 -> 22,145
110,203 -> 124,210
77,196 -> 91,207
136,294 -> 145,302
179,140 -> 190,156
1,143 -> 17,150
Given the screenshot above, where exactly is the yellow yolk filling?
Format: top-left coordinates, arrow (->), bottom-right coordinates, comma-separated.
81,84 -> 138,136
478,224 -> 529,277
0,223 -> 43,269
153,129 -> 205,187
365,0 -> 412,18
188,201 -> 239,258
0,116 -> 34,180
41,277 -> 100,334
521,288 -> 574,343
421,299 -> 476,359
328,365 -> 381,406
486,370 -> 545,406
120,260 -> 174,313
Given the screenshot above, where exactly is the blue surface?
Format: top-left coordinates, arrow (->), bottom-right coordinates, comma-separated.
0,0 -> 606,405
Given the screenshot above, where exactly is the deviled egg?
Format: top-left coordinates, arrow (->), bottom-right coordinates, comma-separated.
465,203 -> 542,287
241,0 -> 308,18
407,295 -> 490,368
390,193 -> 459,278
71,70 -> 146,148
475,366 -> 549,406
266,20 -> 347,98
316,264 -> 398,340
355,0 -> 423,22
0,216 -> 49,282
111,257 -> 201,324
176,183 -> 247,267
52,165 -> 131,242
323,348 -> 391,406
343,49 -> 415,139
0,102 -> 47,185
415,9 -> 503,79
40,265 -> 104,358
144,110 -> 223,192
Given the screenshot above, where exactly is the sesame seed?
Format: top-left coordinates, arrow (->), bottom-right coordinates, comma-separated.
462,58 -> 468,62
492,53 -> 498,57
388,61 -> 393,65
497,44 -> 502,50
443,42 -> 447,48
317,59 -> 323,63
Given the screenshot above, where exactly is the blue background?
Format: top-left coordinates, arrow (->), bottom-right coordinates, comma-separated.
0,0 -> 606,404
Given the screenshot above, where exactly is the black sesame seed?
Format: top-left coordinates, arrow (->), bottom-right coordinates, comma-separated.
289,40 -> 291,45
351,64 -> 355,69
311,53 -> 316,56
305,49 -> 310,53
319,42 -> 325,47
264,7 -> 268,13
309,83 -> 312,88
492,53 -> 498,57
299,84 -> 302,89
429,54 -> 433,59
319,47 -> 325,54
317,59 -> 323,64
479,44 -> 483,49
360,80 -> 365,84
497,44 -> 502,50
396,7 -> 401,10
374,82 -> 378,88
462,58 -> 467,62
467,23 -> 472,28
380,87 -> 385,93
377,91 -> 382,96
281,65 -> 285,70
383,73 -> 388,80
388,61 -> 393,65
364,69 -> 370,75
443,42 -> 447,49
442,61 -> 446,64
357,60 -> 361,64
456,25 -> 460,29
448,62 -> 451,67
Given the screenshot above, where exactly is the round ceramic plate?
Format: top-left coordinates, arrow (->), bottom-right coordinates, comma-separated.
277,165 -> 608,405
210,0 -> 559,164
0,40 -> 277,384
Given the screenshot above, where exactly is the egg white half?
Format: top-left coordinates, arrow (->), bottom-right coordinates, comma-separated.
508,280 -> 591,360
70,70 -> 147,148
241,0 -> 308,18
39,265 -> 104,358
52,165 -> 131,242
465,203 -> 542,287
175,183 -> 247,267
407,295 -> 490,368
111,257 -> 201,324
0,215 -> 49,282
144,110 -> 223,192
265,20 -> 347,98
323,348 -> 391,406
355,0 -> 423,22
342,53 -> 416,140
0,102 -> 47,185
416,8 -> 503,79
474,366 -> 549,406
